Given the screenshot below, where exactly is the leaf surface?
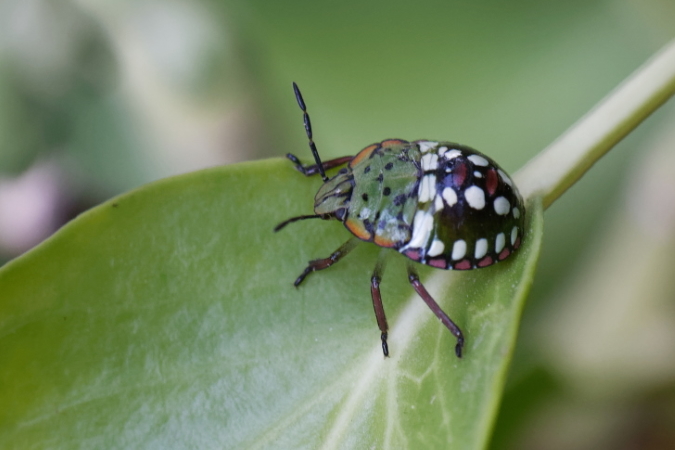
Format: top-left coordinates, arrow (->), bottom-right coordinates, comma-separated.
0,159 -> 543,449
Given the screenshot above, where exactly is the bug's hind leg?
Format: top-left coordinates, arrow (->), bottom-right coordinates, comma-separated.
285,154 -> 353,177
370,250 -> 390,357
407,264 -> 465,358
294,238 -> 359,286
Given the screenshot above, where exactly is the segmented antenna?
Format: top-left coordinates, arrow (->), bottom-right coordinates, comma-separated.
293,82 -> 328,181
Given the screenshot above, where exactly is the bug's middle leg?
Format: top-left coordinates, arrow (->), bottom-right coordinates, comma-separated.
407,264 -> 465,358
293,238 -> 359,286
370,252 -> 390,357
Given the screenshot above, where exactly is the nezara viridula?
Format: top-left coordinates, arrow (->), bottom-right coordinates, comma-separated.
275,82 -> 525,358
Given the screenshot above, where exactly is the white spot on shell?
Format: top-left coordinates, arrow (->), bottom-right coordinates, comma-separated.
498,169 -> 513,187
421,153 -> 439,171
494,196 -> 510,215
451,239 -> 466,261
475,238 -> 488,259
406,211 -> 434,249
434,194 -> 444,212
464,186 -> 486,210
473,171 -> 483,178
468,154 -> 489,166
443,149 -> 462,160
418,141 -> 438,153
437,146 -> 448,156
451,240 -> 467,260
511,226 -> 518,245
428,239 -> 445,257
512,207 -> 520,219
495,233 -> 505,253
418,174 -> 435,203
442,187 -> 457,206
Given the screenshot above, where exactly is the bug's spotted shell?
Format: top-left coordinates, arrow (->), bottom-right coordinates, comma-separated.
315,139 -> 525,270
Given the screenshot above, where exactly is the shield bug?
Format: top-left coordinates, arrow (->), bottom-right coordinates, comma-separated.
275,83 -> 525,358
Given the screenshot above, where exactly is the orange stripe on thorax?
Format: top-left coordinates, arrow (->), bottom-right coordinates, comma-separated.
373,234 -> 397,248
345,218 -> 372,241
379,139 -> 408,147
349,144 -> 378,167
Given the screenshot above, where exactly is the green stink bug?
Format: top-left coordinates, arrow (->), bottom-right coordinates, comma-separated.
276,83 -> 525,358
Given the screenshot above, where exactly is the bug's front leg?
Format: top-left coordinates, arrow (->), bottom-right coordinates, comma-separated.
285,154 -> 353,177
293,238 -> 359,286
407,265 -> 465,358
370,255 -> 390,357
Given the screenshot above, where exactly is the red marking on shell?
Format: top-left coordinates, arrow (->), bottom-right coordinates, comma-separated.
380,139 -> 408,147
453,162 -> 467,186
345,218 -> 372,241
454,259 -> 472,270
349,144 -> 379,167
429,258 -> 447,269
498,248 -> 511,260
514,237 -> 521,250
477,256 -> 494,267
404,249 -> 421,261
486,169 -> 498,196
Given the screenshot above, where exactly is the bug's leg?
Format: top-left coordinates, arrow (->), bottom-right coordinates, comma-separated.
294,238 -> 360,286
285,154 -> 353,177
371,250 -> 390,357
407,264 -> 465,358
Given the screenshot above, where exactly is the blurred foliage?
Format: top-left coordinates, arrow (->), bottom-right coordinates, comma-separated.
0,0 -> 674,447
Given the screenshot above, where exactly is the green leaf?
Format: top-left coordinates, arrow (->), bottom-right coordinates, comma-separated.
0,159 -> 543,449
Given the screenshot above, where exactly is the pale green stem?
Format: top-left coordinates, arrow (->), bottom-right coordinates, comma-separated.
514,39 -> 675,209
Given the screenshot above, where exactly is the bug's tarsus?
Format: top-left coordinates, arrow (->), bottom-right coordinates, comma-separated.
454,336 -> 465,358
285,153 -> 310,175
381,333 -> 389,357
274,214 -> 323,232
293,238 -> 359,286
294,266 -> 313,287
293,82 -> 328,182
407,266 -> 465,358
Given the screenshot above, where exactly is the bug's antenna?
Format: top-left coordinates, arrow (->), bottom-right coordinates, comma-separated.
293,82 -> 328,181
273,214 -> 322,232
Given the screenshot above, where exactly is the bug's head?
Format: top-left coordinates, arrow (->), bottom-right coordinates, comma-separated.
313,170 -> 353,221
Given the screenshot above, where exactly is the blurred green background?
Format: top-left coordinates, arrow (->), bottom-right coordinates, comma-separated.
1,0 -> 674,448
